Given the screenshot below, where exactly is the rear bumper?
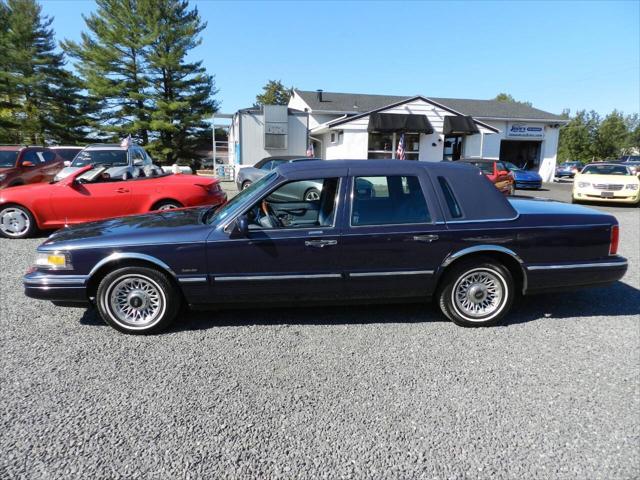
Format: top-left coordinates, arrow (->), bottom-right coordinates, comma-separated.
524,257 -> 628,294
23,271 -> 90,306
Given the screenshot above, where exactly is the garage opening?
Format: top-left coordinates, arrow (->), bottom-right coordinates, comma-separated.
499,140 -> 541,170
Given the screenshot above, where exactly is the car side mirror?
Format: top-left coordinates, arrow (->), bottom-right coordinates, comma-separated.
22,161 -> 35,167
64,160 -> 71,167
229,215 -> 249,238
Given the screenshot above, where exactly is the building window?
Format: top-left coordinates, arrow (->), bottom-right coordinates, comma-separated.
368,132 -> 419,160
443,135 -> 463,161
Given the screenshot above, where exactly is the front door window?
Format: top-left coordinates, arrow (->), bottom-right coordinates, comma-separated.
246,178 -> 340,230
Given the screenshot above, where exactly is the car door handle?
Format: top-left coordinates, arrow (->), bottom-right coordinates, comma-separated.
413,234 -> 439,243
116,188 -> 130,193
305,239 -> 338,248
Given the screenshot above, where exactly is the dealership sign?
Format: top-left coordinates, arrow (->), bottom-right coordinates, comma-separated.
507,123 -> 545,138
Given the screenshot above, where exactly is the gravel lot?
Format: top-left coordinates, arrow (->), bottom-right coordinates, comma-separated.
1,182 -> 638,479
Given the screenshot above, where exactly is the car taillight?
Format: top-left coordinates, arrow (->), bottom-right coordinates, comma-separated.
609,225 -> 619,255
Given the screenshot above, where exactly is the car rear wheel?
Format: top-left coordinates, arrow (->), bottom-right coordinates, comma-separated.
152,200 -> 183,211
242,180 -> 252,190
96,266 -> 181,334
0,204 -> 36,239
438,257 -> 514,327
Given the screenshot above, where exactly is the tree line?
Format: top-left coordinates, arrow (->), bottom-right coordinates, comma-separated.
0,0 -> 217,164
557,110 -> 639,162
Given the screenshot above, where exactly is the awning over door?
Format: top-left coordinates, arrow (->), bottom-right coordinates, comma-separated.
443,115 -> 480,136
367,113 -> 434,134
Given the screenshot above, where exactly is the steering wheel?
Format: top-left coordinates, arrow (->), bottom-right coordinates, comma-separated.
261,200 -> 282,228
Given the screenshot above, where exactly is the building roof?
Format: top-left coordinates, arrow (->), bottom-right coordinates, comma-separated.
294,90 -> 566,121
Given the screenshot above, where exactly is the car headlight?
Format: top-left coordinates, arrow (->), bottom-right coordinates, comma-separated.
577,182 -> 591,188
35,251 -> 72,270
625,184 -> 639,190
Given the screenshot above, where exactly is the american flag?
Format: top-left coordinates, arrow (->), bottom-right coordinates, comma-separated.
396,133 -> 405,160
306,141 -> 315,158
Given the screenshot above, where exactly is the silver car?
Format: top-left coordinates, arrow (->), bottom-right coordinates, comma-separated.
54,144 -> 161,181
236,156 -> 322,200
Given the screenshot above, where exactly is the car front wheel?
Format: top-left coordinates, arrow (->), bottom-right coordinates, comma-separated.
438,258 -> 514,327
96,266 -> 181,334
0,204 -> 36,239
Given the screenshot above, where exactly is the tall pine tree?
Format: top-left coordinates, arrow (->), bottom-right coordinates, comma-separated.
0,0 -> 87,144
142,0 -> 217,163
63,0 -> 153,144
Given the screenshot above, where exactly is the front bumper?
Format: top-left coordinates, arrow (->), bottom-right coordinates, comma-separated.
515,180 -> 542,189
573,188 -> 640,204
23,271 -> 90,306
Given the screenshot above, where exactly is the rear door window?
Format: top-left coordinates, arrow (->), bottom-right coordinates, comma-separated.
351,175 -> 430,226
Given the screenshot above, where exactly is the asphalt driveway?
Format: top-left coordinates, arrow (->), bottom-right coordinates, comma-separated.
1,182 -> 638,479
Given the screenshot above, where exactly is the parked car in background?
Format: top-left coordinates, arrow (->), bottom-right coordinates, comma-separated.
503,162 -> 542,190
0,165 -> 227,239
572,163 -> 640,205
54,143 -> 162,181
236,156 -> 320,193
0,145 -> 64,189
49,146 -> 83,162
555,161 -> 583,179
460,159 -> 515,195
621,160 -> 640,175
23,160 -> 627,334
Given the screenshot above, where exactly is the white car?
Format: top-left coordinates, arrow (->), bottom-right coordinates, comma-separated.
572,163 -> 640,205
54,143 -> 161,181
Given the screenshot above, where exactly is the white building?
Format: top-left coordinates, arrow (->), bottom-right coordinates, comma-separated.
228,90 -> 567,182
290,90 -> 567,182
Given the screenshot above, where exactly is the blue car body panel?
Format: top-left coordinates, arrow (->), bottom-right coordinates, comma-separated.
512,169 -> 542,189
24,160 -> 627,308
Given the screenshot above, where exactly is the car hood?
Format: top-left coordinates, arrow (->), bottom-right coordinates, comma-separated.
41,207 -> 212,250
575,173 -> 639,184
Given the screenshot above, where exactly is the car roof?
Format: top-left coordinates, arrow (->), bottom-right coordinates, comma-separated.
50,145 -> 83,149
83,144 -> 127,151
276,159 -> 479,176
583,163 -> 629,168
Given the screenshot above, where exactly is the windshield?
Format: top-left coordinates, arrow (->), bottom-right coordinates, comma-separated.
466,161 -> 494,174
582,165 -> 630,176
503,162 -> 522,171
72,149 -> 127,167
206,171 -> 277,225
53,148 -> 82,161
0,151 -> 18,168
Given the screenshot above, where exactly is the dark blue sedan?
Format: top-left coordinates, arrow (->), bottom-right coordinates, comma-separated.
24,160 -> 627,334
504,162 -> 543,189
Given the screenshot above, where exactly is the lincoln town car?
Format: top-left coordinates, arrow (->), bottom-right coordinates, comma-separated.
24,160 -> 627,334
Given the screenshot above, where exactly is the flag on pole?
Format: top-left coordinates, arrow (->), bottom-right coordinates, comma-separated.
396,133 -> 405,160
306,141 -> 315,158
120,134 -> 132,148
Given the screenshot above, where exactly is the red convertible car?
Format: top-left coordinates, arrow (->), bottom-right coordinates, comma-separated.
0,165 -> 227,239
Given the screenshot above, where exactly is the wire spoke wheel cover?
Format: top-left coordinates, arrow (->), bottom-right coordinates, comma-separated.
0,207 -> 30,237
106,274 -> 167,328
452,267 -> 507,321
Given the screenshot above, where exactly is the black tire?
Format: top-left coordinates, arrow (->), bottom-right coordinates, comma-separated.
242,180 -> 252,190
0,204 -> 36,239
96,266 -> 181,334
152,200 -> 183,211
571,197 -> 578,204
437,257 -> 514,327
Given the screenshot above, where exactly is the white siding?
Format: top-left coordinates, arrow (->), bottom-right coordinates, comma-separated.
322,98 -> 494,162
230,111 -> 308,166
